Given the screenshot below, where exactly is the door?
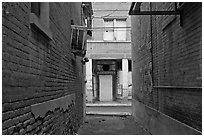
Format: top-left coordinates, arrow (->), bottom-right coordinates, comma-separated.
99,75 -> 113,101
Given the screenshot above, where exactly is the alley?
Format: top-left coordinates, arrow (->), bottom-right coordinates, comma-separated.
2,2 -> 202,135
77,115 -> 150,135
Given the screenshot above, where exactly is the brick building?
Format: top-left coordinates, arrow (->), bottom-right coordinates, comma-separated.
2,2 -> 92,134
85,2 -> 132,102
129,2 -> 202,134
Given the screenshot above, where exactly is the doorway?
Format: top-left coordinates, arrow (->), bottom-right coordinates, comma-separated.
99,75 -> 113,101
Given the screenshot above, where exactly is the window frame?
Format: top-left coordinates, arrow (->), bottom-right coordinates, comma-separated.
103,18 -> 114,41
103,18 -> 127,41
31,2 -> 40,17
30,2 -> 52,40
115,18 -> 127,41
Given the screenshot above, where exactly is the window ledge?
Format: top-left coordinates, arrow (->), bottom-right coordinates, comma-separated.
30,13 -> 53,40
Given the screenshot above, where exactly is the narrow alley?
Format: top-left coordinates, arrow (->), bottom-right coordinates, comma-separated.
78,100 -> 148,135
2,2 -> 202,135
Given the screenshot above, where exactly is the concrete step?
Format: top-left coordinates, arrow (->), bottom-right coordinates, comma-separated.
86,105 -> 132,116
86,103 -> 131,107
86,111 -> 131,116
86,100 -> 132,107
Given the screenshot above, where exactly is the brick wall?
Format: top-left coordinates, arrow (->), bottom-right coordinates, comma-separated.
2,2 -> 85,134
131,2 -> 202,132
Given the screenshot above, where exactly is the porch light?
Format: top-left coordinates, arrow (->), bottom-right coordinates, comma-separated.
81,57 -> 89,64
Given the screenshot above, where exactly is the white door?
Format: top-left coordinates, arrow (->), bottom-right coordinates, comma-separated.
99,75 -> 112,101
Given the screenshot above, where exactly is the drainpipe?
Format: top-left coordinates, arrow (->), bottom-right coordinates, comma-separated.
149,2 -> 158,110
150,2 -> 154,87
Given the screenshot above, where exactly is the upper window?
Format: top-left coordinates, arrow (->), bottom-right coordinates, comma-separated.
103,18 -> 126,41
31,3 -> 40,17
30,2 -> 52,40
115,19 -> 126,41
103,19 -> 114,41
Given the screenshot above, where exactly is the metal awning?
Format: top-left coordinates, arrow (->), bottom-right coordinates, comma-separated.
129,2 -> 182,15
128,2 -> 183,26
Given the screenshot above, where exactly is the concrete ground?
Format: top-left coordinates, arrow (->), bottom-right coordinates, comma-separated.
77,115 -> 150,135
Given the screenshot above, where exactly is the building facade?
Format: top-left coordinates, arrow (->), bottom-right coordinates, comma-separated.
85,2 -> 132,102
2,2 -> 92,134
129,2 -> 202,134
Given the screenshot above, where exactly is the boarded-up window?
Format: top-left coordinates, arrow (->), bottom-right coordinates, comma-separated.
103,19 -> 114,41
115,19 -> 126,41
103,18 -> 126,41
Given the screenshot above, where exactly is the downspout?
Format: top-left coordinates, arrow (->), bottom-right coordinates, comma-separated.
150,2 -> 153,87
81,4 -> 83,25
149,2 -> 156,109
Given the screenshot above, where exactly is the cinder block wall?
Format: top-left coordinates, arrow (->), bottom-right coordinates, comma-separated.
2,2 -> 84,135
131,2 -> 202,134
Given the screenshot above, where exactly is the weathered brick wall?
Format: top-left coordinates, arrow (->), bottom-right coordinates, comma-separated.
2,101 -> 77,134
132,2 -> 202,131
2,2 -> 84,134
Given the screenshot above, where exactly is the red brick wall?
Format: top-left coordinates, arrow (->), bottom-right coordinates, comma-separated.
132,2 -> 202,131
2,2 -> 84,134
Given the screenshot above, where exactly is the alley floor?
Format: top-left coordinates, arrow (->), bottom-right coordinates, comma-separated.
77,115 -> 150,135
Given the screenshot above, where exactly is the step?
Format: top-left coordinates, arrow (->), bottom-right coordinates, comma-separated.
86,103 -> 131,107
86,111 -> 131,116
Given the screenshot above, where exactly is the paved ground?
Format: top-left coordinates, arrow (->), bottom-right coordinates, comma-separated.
77,115 -> 150,135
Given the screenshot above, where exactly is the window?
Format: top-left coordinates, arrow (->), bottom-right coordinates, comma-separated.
31,3 -> 40,17
115,19 -> 126,41
103,19 -> 114,41
30,2 -> 52,40
103,18 -> 126,41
